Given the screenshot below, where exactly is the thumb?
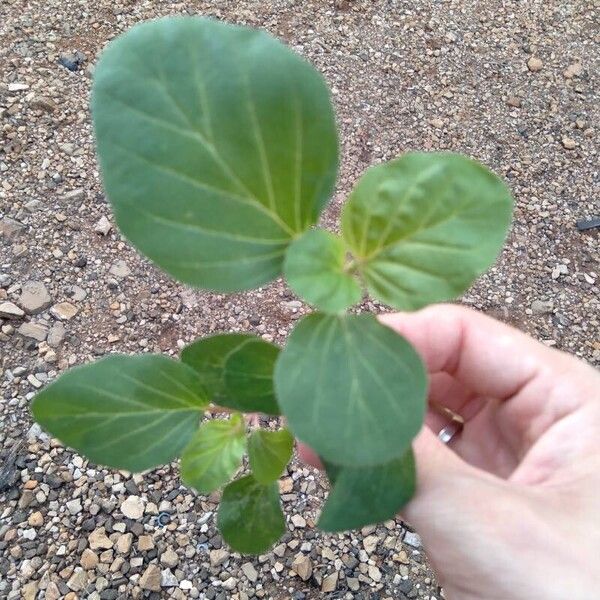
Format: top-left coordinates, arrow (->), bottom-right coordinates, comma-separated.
402,425 -> 480,525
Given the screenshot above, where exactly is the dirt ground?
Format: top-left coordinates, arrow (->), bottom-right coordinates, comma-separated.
0,0 -> 598,599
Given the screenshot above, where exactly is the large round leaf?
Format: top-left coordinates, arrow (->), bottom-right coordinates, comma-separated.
342,152 -> 513,310
32,355 -> 208,472
274,313 -> 427,467
92,17 -> 338,291
319,450 -> 416,531
217,475 -> 285,554
284,229 -> 362,313
180,414 -> 246,494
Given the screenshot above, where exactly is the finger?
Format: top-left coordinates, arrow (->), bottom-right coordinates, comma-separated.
297,442 -> 322,470
378,304 -> 587,403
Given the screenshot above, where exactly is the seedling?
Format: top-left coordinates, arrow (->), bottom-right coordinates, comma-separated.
32,17 -> 513,554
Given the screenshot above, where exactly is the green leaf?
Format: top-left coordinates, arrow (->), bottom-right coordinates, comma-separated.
274,313 -> 427,467
223,339 -> 281,415
92,17 -> 338,292
181,333 -> 255,401
341,152 -> 513,310
182,334 -> 281,415
31,355 -> 208,472
180,414 -> 246,494
217,475 -> 285,554
319,449 -> 416,532
248,428 -> 294,484
284,229 -> 362,313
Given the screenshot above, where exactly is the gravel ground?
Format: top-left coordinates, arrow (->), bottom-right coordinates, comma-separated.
1,0 -> 598,598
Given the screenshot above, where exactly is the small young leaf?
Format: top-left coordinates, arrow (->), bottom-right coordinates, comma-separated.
248,428 -> 294,484
32,355 -> 207,472
319,449 -> 416,532
223,339 -> 281,415
181,333 -> 255,400
180,414 -> 246,494
217,475 -> 285,554
342,152 -> 513,310
284,229 -> 362,313
274,313 -> 427,467
92,17 -> 338,292
181,334 -> 281,415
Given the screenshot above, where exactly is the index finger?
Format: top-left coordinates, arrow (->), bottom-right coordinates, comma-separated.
378,304 -> 589,403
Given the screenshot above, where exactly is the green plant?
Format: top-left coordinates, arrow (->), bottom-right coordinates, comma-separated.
32,16 -> 513,554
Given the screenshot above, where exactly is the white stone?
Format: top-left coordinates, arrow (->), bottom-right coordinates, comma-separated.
120,495 -> 144,519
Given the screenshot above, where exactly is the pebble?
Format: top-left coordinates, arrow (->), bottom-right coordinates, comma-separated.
120,495 -> 144,519
322,571 -> 339,592
138,535 -> 155,551
403,531 -> 422,548
291,514 -> 306,528
18,281 -> 52,314
115,532 -> 133,554
291,554 -> 312,581
47,322 -> 66,347
80,548 -> 99,570
50,301 -> 79,320
241,562 -> 258,582
27,511 -> 43,527
88,528 -> 113,550
531,299 -> 554,315
161,568 -> 179,587
368,564 -> 382,582
0,301 -> 24,318
562,137 -> 577,150
17,322 -> 48,341
94,215 -> 112,235
66,498 -> 83,515
564,62 -> 583,78
210,548 -> 230,567
139,563 -> 162,591
160,547 -> 179,568
109,260 -> 131,278
527,56 -> 543,72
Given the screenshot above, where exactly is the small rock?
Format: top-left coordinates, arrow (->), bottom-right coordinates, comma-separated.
110,260 -> 131,278
562,137 -> 577,150
531,299 -> 554,315
241,562 -> 258,583
89,528 -> 113,550
138,535 -> 155,551
94,216 -> 112,235
50,302 -> 78,320
322,571 -> 339,592
403,531 -> 422,548
121,495 -> 144,519
66,498 -> 82,515
68,285 -> 87,301
115,533 -> 133,554
47,322 -> 66,347
363,534 -> 379,553
64,189 -> 85,202
564,62 -> 582,79
18,281 -> 52,314
80,548 -> 99,570
67,569 -> 88,592
527,56 -> 543,72
0,217 -> 24,241
430,118 -> 444,129
506,96 -> 522,108
30,96 -> 57,112
59,51 -> 86,72
21,581 -> 38,600
18,322 -> 48,342
222,577 -> 238,591
28,511 -> 43,527
139,564 -> 162,592
291,514 -> 306,528
161,568 -> 178,587
0,301 -> 24,318
8,82 -> 29,92
46,582 -> 61,600
160,547 -> 179,568
368,564 -> 382,582
209,548 -> 230,567
292,554 -> 312,581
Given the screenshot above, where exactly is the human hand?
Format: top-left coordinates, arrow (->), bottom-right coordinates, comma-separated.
301,304 -> 600,600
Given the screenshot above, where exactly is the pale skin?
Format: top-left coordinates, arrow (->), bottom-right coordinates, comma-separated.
300,304 -> 600,600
